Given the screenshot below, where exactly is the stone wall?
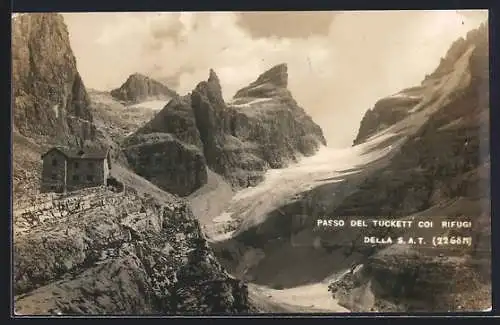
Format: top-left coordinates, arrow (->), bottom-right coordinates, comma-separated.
13,186 -> 120,234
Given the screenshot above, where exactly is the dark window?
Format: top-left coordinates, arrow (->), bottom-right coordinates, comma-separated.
72,175 -> 79,181
52,159 -> 57,166
74,161 -> 79,169
87,175 -> 94,182
51,173 -> 57,180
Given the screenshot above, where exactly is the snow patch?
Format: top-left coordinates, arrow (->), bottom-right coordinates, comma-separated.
230,97 -> 273,108
246,82 -> 272,92
388,92 -> 422,100
128,99 -> 170,111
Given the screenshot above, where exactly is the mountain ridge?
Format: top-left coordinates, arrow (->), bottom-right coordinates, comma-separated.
124,63 -> 327,196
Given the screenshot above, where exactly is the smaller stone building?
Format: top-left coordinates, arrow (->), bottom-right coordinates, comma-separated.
40,147 -> 111,193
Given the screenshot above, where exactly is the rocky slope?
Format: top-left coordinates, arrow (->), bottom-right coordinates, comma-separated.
111,73 -> 177,104
210,23 -> 490,312
88,89 -> 165,167
124,64 -> 326,196
89,89 -> 158,142
13,180 -> 252,315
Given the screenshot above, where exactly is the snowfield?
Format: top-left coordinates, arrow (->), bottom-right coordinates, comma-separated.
208,130 -> 402,235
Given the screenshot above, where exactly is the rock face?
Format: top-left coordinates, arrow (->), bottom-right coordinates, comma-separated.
12,13 -> 96,146
111,73 -> 178,103
13,185 -> 253,315
125,64 -> 326,195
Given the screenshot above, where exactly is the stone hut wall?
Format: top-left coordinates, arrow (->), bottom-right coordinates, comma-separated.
66,158 -> 106,191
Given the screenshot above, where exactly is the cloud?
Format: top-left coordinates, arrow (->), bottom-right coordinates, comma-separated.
235,11 -> 337,39
135,12 -> 337,99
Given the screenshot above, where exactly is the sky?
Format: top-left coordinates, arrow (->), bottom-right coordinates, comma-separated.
62,10 -> 488,147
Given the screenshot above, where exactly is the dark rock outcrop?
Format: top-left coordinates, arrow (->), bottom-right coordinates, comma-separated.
13,186 -> 253,315
137,95 -> 204,148
12,13 -> 96,146
328,247 -> 490,312
190,69 -> 267,188
111,73 -> 178,103
125,64 -> 326,194
123,133 -> 207,197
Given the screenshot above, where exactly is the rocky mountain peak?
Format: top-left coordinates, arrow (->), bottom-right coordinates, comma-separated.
208,68 -> 220,84
233,63 -> 289,99
255,63 -> 288,88
111,73 -> 177,103
127,73 -> 149,82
